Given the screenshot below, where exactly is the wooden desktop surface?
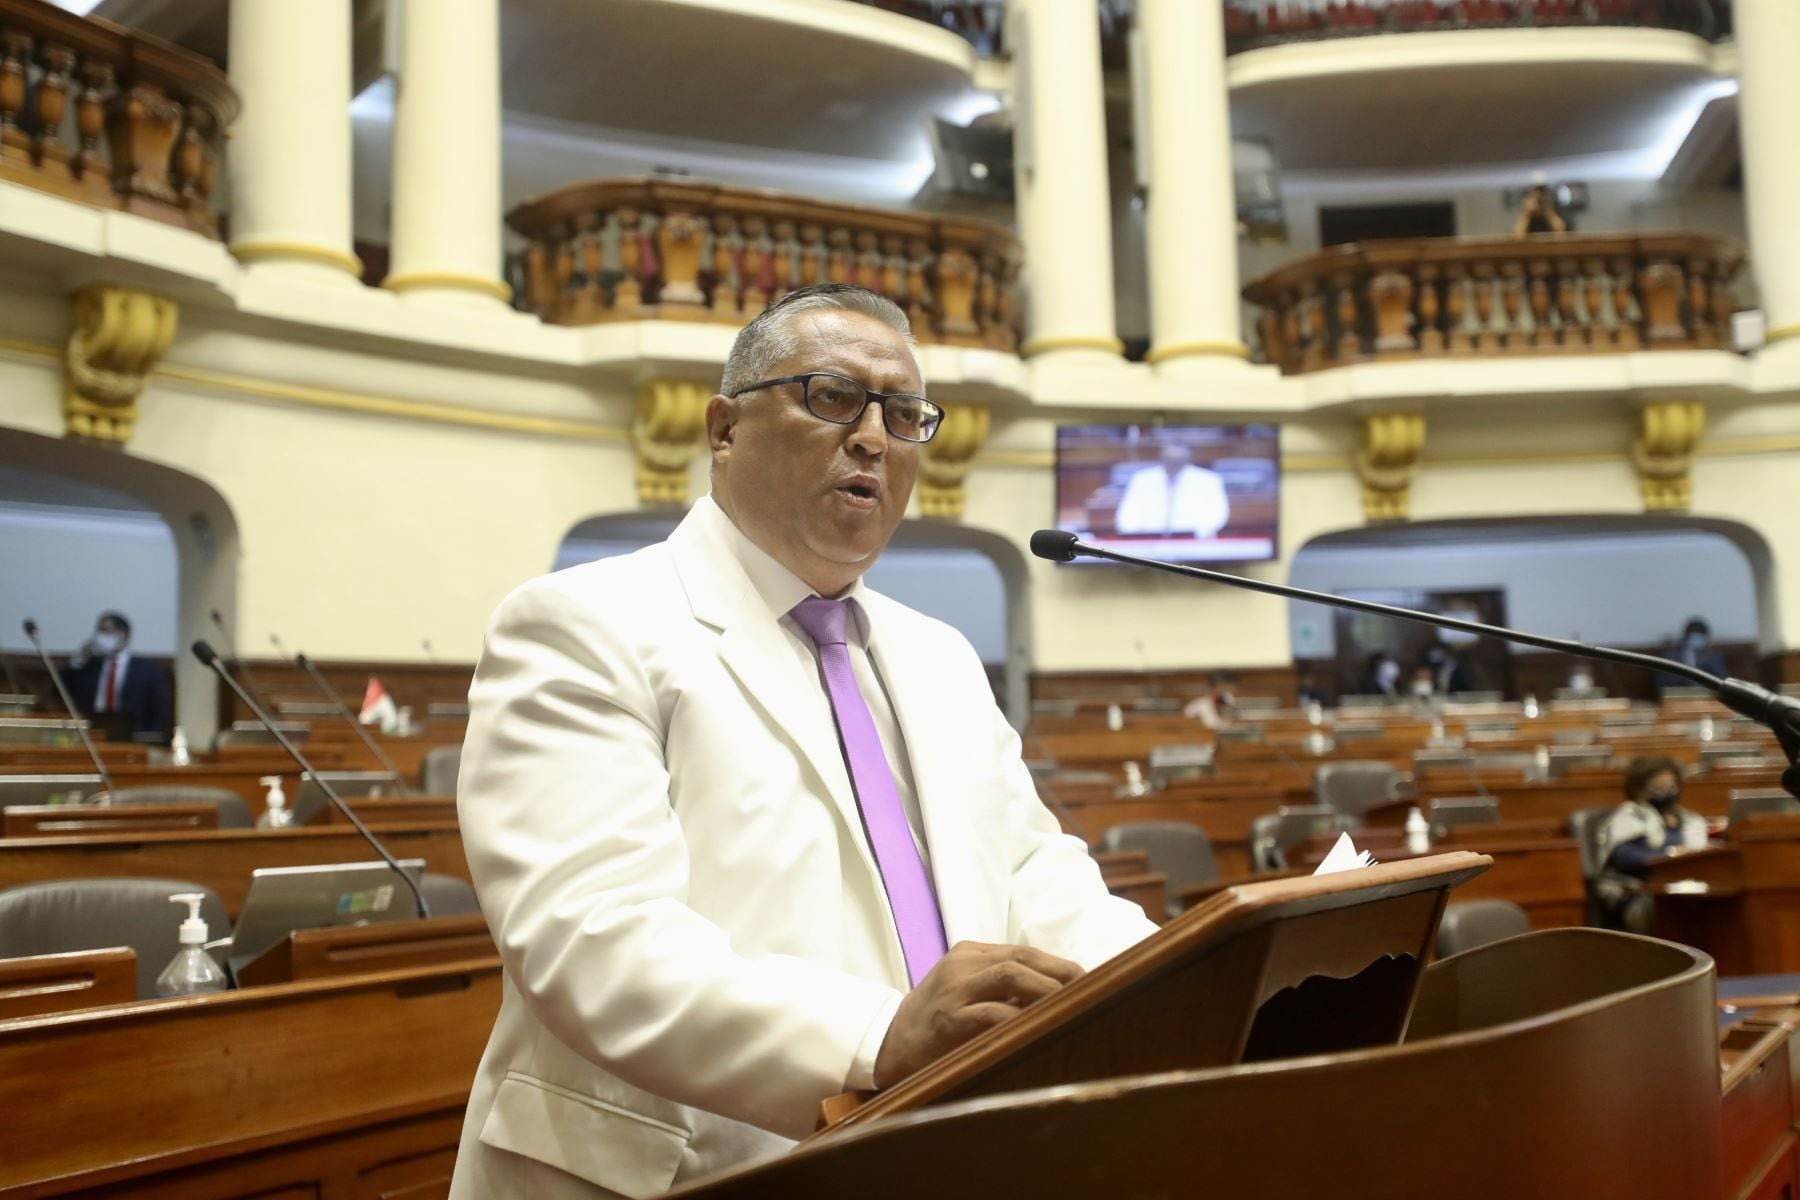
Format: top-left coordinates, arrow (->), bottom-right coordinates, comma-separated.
0,823 -> 470,917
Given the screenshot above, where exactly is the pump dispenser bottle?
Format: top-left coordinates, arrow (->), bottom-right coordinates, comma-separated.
156,893 -> 227,997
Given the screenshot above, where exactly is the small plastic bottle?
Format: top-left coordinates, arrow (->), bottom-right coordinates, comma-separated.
256,775 -> 294,829
1405,807 -> 1431,855
1522,694 -> 1541,720
168,726 -> 191,767
156,894 -> 227,997
1105,704 -> 1124,733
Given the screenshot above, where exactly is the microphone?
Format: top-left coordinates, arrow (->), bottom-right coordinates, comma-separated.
193,640 -> 431,917
1030,532 -> 1800,800
420,638 -> 440,665
20,620 -> 115,801
272,634 -> 411,796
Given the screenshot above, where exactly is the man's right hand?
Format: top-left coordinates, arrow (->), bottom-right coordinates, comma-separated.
871,941 -> 1083,1090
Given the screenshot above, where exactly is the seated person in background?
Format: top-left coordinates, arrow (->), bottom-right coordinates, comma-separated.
1115,442 -> 1230,538
1657,617 -> 1729,692
1423,640 -> 1476,694
449,284 -> 1158,1198
1361,651 -> 1402,699
1512,179 -> 1568,236
1594,755 -> 1709,933
1182,671 -> 1238,728
59,611 -> 169,741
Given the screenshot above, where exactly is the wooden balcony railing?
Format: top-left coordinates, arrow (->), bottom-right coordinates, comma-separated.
1242,231 -> 1746,375
506,178 -> 1022,352
1224,0 -> 1731,54
0,0 -> 236,237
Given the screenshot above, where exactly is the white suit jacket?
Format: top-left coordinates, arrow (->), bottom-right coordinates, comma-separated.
449,498 -> 1155,1200
1115,464 -> 1230,537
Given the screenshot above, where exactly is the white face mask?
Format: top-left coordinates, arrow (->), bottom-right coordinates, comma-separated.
93,631 -> 123,655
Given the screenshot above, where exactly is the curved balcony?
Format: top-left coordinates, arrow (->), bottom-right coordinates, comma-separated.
1242,231 -> 1744,375
1224,0 -> 1731,55
507,178 -> 1021,352
0,0 -> 235,237
846,1 -> 1007,55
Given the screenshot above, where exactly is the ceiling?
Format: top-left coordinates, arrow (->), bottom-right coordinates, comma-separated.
500,0 -> 980,163
1230,57 -> 1724,178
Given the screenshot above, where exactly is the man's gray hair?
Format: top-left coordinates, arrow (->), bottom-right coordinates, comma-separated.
718,284 -> 913,399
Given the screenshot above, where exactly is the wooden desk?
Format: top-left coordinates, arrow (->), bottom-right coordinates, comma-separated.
318,793 -> 458,826
1,804 -> 220,837
0,823 -> 470,917
1651,815 -> 1800,975
0,947 -> 135,1021
1291,828 -> 1585,929
0,956 -> 500,1197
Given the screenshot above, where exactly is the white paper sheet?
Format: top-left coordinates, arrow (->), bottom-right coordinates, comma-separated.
1312,831 -> 1375,875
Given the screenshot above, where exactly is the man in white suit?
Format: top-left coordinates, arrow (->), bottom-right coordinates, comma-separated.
450,284 -> 1157,1199
1114,442 -> 1231,538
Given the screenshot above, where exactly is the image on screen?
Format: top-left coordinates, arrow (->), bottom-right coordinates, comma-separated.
1054,424 -> 1280,564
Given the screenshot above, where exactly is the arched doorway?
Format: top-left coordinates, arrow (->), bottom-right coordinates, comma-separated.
0,429 -> 241,740
1286,515 -> 1772,702
557,512 -> 1032,726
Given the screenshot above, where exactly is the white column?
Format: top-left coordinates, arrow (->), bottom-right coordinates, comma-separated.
1010,0 -> 1120,360
383,0 -> 510,308
1738,0 -> 1800,350
226,0 -> 360,283
1136,0 -> 1248,368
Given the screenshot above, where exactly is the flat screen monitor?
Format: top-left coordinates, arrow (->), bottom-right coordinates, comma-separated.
224,858 -> 427,981
1055,424 -> 1280,563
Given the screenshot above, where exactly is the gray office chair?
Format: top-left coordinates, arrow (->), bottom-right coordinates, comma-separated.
0,877 -> 230,999
420,872 -> 482,917
1314,762 -> 1406,819
84,786 -> 253,829
1435,899 -> 1530,958
1098,821 -> 1220,918
1567,805 -> 1616,927
421,745 -> 463,795
1428,796 -> 1499,838
1728,790 -> 1800,826
1249,805 -> 1345,873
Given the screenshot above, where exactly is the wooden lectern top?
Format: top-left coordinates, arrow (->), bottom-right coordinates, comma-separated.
819,851 -> 1489,1135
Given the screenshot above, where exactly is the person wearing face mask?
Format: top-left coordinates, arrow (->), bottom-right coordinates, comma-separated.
1593,755 -> 1710,933
1657,617 -> 1729,694
57,611 -> 170,741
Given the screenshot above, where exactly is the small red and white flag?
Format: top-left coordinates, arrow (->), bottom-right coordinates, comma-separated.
359,677 -> 399,733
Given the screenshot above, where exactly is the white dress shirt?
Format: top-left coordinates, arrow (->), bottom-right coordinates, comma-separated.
93,650 -> 131,713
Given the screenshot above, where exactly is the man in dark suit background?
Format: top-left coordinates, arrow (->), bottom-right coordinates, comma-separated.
59,611 -> 170,741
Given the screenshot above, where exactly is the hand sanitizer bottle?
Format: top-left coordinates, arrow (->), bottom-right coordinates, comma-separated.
156,894 -> 227,997
1522,693 -> 1540,720
169,725 -> 191,767
1405,807 -> 1431,855
256,775 -> 293,829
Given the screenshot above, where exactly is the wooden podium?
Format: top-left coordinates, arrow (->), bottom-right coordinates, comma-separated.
675,927 -> 1719,1199
818,852 -> 1490,1133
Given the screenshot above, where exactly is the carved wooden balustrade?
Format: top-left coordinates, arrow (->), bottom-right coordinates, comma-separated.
0,0 -> 236,237
506,178 -> 1022,352
1242,231 -> 1746,375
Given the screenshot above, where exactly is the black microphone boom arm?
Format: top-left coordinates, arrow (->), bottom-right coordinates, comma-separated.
193,640 -> 431,918
1029,531 -> 1800,800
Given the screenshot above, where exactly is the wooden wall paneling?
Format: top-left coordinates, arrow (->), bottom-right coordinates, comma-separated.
0,958 -> 501,1195
58,1102 -> 469,1200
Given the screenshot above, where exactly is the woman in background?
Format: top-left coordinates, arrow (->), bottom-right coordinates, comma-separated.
1594,755 -> 1709,932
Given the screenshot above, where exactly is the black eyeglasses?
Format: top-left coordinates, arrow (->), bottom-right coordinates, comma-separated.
730,372 -> 944,443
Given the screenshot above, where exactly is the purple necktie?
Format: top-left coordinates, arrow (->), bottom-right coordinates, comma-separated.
790,597 -> 947,986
